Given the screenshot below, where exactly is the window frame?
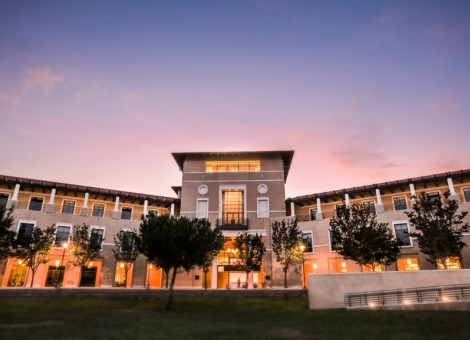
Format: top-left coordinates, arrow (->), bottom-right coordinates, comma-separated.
28,196 -> 45,211
362,200 -> 376,214
0,192 -> 9,207
92,203 -> 106,217
257,197 -> 269,218
426,191 -> 441,203
392,220 -> 413,248
392,195 -> 408,211
54,223 -> 72,247
17,220 -> 36,236
302,231 -> 314,253
218,185 -> 247,223
461,187 -> 470,203
90,226 -> 105,250
309,208 -> 317,221
196,198 -> 209,219
328,229 -> 342,252
121,206 -> 133,220
61,199 -> 76,215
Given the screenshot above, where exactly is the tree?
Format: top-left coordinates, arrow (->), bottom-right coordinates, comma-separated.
233,232 -> 266,288
112,229 -> 140,287
329,204 -> 400,271
69,224 -> 103,285
0,204 -> 16,261
137,214 -> 224,310
15,225 -> 56,287
405,191 -> 469,269
272,219 -> 303,288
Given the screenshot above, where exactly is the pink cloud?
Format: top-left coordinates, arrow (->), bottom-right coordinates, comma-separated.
0,93 -> 21,106
24,67 -> 64,94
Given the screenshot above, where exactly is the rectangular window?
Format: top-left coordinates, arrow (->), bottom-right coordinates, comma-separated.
329,259 -> 348,273
196,199 -> 209,219
363,201 -> 376,214
302,232 -> 313,253
29,197 -> 43,211
393,222 -> 412,247
0,193 -> 8,207
257,198 -> 269,218
18,222 -> 34,236
55,225 -> 71,247
121,207 -> 132,220
426,192 -> 440,203
463,188 -> 470,203
437,257 -> 461,270
329,230 -> 341,252
62,200 -> 75,214
206,161 -> 260,173
92,204 -> 105,217
393,197 -> 407,211
91,228 -> 105,248
309,208 -> 317,221
120,231 -> 136,251
148,209 -> 159,216
222,190 -> 244,225
397,258 -> 419,271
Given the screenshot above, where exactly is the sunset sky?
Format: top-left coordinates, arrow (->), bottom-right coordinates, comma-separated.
1,0 -> 469,199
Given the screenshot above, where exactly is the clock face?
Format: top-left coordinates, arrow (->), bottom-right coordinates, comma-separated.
257,184 -> 268,194
198,185 -> 208,195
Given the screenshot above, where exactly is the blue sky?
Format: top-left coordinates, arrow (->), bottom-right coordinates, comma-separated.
1,0 -> 469,197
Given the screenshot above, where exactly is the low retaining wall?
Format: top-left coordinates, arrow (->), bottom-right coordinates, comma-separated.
0,288 -> 308,300
308,270 -> 470,309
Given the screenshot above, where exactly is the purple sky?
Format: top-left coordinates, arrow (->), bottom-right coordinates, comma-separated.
1,0 -> 469,198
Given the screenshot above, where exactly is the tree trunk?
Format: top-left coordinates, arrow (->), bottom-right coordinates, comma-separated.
164,269 -> 170,288
204,271 -> 208,289
30,269 -> 36,288
78,267 -> 83,287
165,267 -> 178,311
284,269 -> 288,288
245,271 -> 249,289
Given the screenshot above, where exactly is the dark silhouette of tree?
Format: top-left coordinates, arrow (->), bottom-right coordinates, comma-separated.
272,219 -> 303,288
234,232 -> 266,288
329,204 -> 400,271
405,192 -> 469,269
137,214 -> 224,310
0,204 -> 16,261
112,229 -> 140,287
16,225 -> 56,287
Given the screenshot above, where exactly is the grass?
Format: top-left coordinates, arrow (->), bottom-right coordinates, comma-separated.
0,297 -> 469,339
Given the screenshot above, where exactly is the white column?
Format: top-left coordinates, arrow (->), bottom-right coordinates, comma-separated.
447,177 -> 457,196
48,188 -> 56,204
375,189 -> 382,205
316,198 -> 322,213
12,183 -> 20,201
114,196 -> 120,211
111,196 -> 120,219
82,192 -> 89,208
211,258 -> 218,289
410,183 -> 417,205
290,201 -> 295,217
143,199 -> 148,216
170,203 -> 175,216
345,193 -> 350,207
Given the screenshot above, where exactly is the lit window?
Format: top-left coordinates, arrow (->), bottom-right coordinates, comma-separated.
363,264 -> 384,272
302,232 -> 313,253
437,257 -> 461,270
393,197 -> 407,211
29,197 -> 43,211
55,225 -> 71,246
397,258 -> 419,271
363,201 -> 376,214
329,259 -> 348,273
463,188 -> 470,203
221,190 -> 244,225
121,207 -> 132,220
205,161 -> 260,173
62,200 -> 75,214
393,222 -> 412,247
92,204 -> 105,217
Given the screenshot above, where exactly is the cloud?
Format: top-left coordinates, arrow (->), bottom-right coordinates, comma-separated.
24,67 -> 64,94
0,93 -> 21,106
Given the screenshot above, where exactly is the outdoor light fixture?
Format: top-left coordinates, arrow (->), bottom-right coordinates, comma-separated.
55,260 -> 60,268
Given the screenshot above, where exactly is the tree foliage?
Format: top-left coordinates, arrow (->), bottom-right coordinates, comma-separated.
234,232 -> 266,287
405,192 -> 469,269
69,224 -> 103,267
271,219 -> 303,288
137,214 -> 224,310
0,204 -> 16,261
15,225 -> 56,287
112,229 -> 140,287
329,204 -> 400,271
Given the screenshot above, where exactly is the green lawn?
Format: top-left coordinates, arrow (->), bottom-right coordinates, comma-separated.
0,297 -> 469,339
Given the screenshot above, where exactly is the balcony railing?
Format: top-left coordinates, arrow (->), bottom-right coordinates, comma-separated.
216,218 -> 249,230
344,283 -> 470,308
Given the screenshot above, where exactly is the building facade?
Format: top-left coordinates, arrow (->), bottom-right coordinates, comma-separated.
0,151 -> 469,289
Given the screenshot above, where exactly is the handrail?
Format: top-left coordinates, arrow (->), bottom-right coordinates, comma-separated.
344,283 -> 470,308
